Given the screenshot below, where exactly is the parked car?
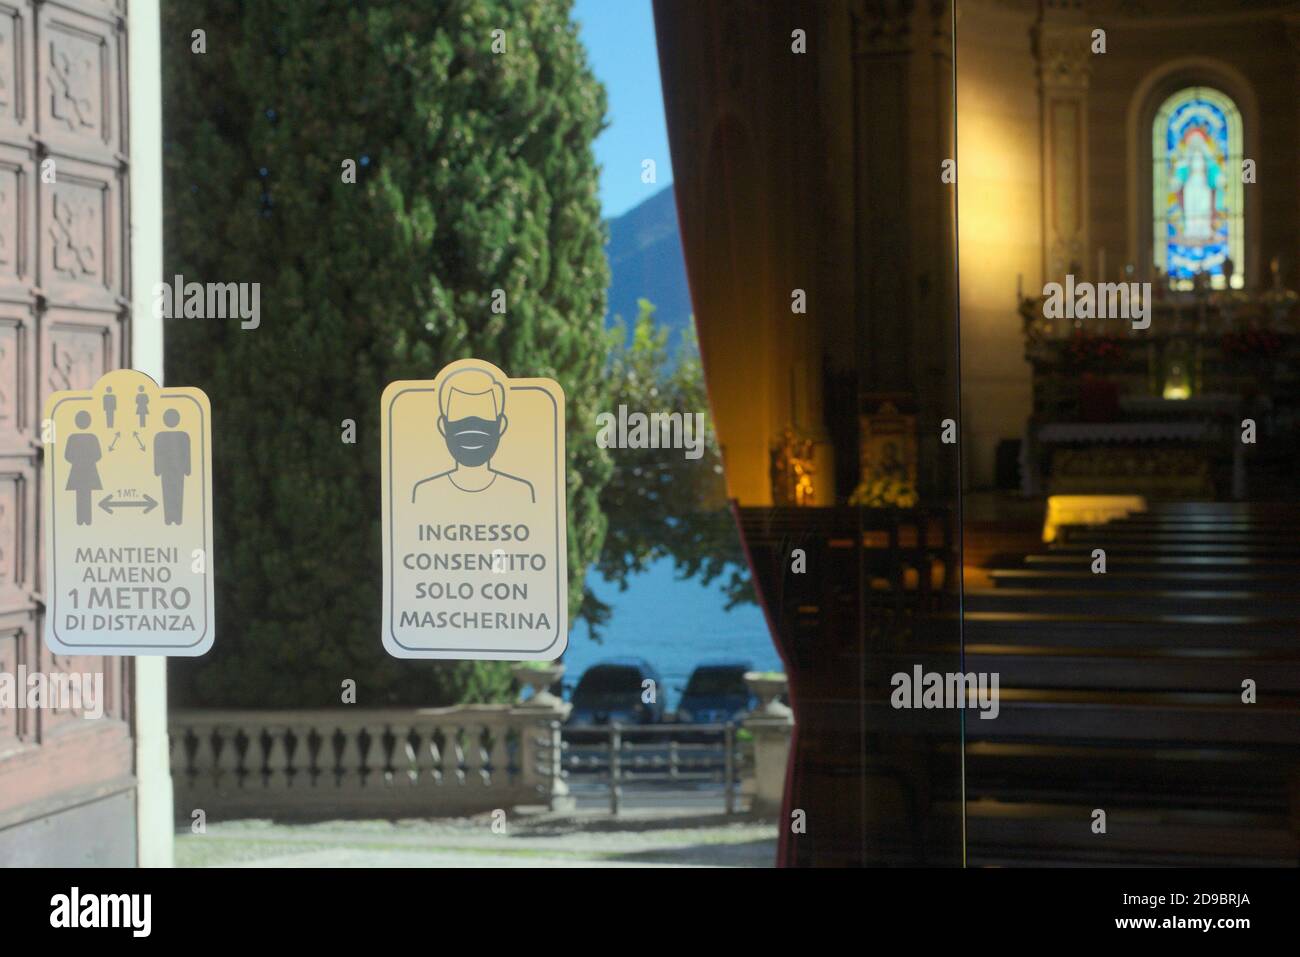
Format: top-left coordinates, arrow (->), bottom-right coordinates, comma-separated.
566,658 -> 666,730
675,659 -> 756,725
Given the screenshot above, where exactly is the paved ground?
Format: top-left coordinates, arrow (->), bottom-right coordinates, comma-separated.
175,808 -> 778,868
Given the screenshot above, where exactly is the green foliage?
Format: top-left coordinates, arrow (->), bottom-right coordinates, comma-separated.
587,299 -> 753,634
162,0 -> 611,707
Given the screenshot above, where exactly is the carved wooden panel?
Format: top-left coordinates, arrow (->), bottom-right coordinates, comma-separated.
38,156 -> 119,306
0,455 -> 34,615
37,650 -> 120,732
0,143 -> 34,299
0,615 -> 35,751
35,1 -> 119,159
0,319 -> 17,434
39,307 -> 117,406
0,305 -> 36,447
0,1 -> 33,137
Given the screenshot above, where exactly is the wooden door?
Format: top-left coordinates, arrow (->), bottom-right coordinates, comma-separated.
0,0 -> 135,866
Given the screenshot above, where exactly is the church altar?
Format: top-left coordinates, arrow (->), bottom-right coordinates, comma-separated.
1018,286 -> 1300,498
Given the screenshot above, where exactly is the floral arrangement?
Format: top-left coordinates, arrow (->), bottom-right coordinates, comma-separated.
848,473 -> 918,508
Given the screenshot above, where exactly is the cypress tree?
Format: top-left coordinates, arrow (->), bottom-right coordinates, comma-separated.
162,0 -> 612,706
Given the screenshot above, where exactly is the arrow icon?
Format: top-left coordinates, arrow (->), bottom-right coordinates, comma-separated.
99,494 -> 158,515
108,431 -> 121,451
133,431 -> 146,451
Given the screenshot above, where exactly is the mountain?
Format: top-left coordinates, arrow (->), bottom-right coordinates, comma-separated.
604,184 -> 694,343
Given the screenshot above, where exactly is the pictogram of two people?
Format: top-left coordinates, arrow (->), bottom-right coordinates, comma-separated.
64,404 -> 191,526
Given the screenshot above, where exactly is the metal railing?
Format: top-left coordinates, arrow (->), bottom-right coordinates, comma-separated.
562,722 -> 747,815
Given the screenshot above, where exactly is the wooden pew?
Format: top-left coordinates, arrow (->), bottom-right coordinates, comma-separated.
966,587 -> 1300,615
965,505 -> 1300,865
737,500 -> 1300,864
989,567 -> 1300,589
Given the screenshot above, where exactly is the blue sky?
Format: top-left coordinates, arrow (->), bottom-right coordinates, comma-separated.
572,0 -> 674,219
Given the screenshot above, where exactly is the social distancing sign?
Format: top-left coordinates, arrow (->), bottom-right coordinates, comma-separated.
42,369 -> 215,657
382,358 -> 568,660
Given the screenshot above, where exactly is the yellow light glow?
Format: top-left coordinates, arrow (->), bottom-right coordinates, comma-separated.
1042,494 -> 1148,543
1162,353 -> 1193,399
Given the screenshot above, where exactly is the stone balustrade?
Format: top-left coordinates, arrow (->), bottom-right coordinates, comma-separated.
170,703 -> 570,820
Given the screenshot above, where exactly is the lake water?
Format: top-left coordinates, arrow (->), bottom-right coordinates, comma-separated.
563,557 -> 781,709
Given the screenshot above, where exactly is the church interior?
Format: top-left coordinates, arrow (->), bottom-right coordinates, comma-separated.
654,0 -> 1300,865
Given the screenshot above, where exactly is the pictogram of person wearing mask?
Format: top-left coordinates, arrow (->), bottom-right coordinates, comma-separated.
412,367 -> 535,507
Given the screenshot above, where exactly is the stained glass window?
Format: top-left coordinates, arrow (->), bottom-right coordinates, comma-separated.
1152,86 -> 1244,290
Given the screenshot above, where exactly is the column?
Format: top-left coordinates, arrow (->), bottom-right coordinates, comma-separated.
1034,1 -> 1092,286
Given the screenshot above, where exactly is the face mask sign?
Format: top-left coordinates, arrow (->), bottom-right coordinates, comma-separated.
442,415 -> 503,467
381,358 -> 567,661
